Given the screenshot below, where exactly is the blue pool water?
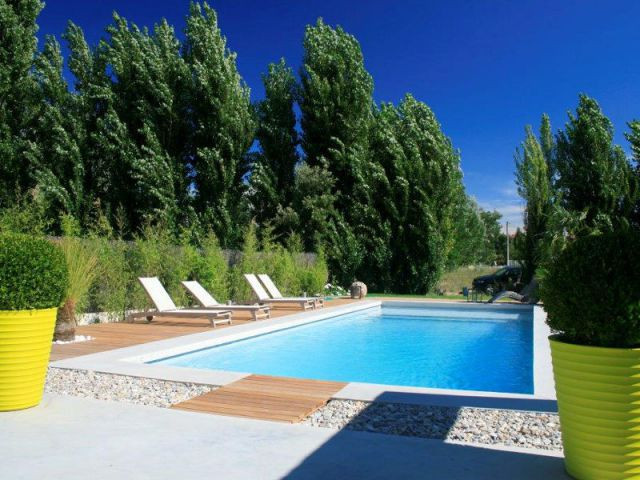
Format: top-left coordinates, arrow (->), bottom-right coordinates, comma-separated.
153,305 -> 534,394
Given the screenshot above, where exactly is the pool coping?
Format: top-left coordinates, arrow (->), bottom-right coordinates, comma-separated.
51,300 -> 556,412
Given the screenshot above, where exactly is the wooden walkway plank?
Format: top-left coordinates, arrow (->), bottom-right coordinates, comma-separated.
171,374 -> 346,423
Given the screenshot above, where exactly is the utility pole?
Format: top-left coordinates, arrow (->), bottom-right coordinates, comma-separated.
506,221 -> 510,266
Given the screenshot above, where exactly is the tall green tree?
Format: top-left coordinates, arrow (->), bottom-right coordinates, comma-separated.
183,2 -> 255,246
391,94 -> 461,292
0,0 -> 43,205
480,209 -> 504,264
555,95 -> 636,232
104,14 -> 189,230
27,35 -> 85,227
250,58 -> 299,234
298,19 -> 376,283
63,21 -> 134,232
515,124 -> 552,282
625,120 -> 640,227
364,96 -> 462,293
447,194 -> 487,268
299,19 -> 373,194
539,113 -> 555,179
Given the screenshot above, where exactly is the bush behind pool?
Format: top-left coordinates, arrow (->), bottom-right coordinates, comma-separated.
540,228 -> 640,348
0,234 -> 69,310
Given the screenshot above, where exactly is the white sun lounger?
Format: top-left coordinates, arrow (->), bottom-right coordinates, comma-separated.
244,274 -> 316,310
127,277 -> 232,327
257,274 -> 324,309
181,280 -> 271,321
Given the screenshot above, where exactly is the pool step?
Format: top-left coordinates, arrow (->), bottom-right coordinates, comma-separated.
171,374 -> 346,423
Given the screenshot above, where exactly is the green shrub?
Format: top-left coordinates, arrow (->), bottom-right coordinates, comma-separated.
188,232 -> 230,303
0,234 -> 69,310
89,236 -> 130,320
230,223 -> 264,302
129,225 -> 191,308
298,249 -> 328,296
262,233 -> 301,297
539,229 -> 640,348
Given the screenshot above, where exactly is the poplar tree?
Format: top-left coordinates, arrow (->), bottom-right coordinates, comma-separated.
365,96 -> 462,293
63,22 -> 131,229
298,19 -> 375,282
183,2 -> 255,246
539,113 -> 555,179
624,120 -> 640,227
250,59 -> 299,233
104,14 -> 187,229
28,35 -> 85,225
391,94 -> 461,292
0,0 -> 43,204
515,125 -> 552,282
299,19 -> 373,196
555,95 -> 635,231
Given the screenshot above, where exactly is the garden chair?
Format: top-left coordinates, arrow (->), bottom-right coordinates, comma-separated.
244,274 -> 316,310
127,277 -> 232,327
257,274 -> 324,309
181,280 -> 270,321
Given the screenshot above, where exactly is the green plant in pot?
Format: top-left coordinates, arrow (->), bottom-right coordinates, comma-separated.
540,228 -> 640,480
0,234 -> 69,411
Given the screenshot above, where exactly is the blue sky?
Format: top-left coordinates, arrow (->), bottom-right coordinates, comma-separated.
36,0 -> 640,230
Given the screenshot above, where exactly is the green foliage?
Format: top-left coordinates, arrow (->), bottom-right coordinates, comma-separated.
299,248 -> 329,295
186,231 -> 230,303
88,236 -> 130,320
0,189 -> 51,235
298,19 -> 375,286
624,120 -> 640,227
515,122 -> 553,282
0,4 -> 507,294
555,95 -> 636,232
448,194 -> 488,268
250,59 -> 299,234
184,2 -> 255,246
300,18 -> 373,187
363,96 -> 463,293
0,0 -> 43,207
57,216 -> 100,314
479,210 -> 505,264
0,233 -> 68,310
28,35 -> 86,228
129,224 -> 192,307
230,222 -> 263,302
540,229 -> 640,348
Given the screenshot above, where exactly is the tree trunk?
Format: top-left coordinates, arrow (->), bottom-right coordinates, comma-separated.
54,299 -> 76,342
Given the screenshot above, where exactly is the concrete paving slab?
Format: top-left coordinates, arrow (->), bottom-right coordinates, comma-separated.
0,394 -> 568,480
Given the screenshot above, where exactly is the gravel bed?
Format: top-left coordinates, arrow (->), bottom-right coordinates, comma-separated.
304,400 -> 562,451
45,367 -> 214,408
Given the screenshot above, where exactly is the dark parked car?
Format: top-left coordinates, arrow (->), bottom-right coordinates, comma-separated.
472,266 -> 522,295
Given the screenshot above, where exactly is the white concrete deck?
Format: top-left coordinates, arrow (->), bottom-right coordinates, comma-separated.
0,395 -> 567,479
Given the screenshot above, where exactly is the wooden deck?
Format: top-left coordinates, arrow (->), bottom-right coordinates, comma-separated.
50,298 -> 359,362
171,374 -> 346,423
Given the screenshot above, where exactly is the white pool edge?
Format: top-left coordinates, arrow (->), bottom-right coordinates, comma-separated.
51,300 -> 556,412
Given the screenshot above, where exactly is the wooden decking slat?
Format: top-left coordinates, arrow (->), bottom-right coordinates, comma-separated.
171,374 -> 346,423
50,298 -> 359,361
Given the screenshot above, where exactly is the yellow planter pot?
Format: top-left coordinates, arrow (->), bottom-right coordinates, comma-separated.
550,336 -> 640,480
0,308 -> 57,411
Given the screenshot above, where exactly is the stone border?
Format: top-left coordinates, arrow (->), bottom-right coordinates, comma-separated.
51,300 -> 556,412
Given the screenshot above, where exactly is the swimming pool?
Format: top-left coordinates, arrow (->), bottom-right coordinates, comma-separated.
152,305 -> 533,394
